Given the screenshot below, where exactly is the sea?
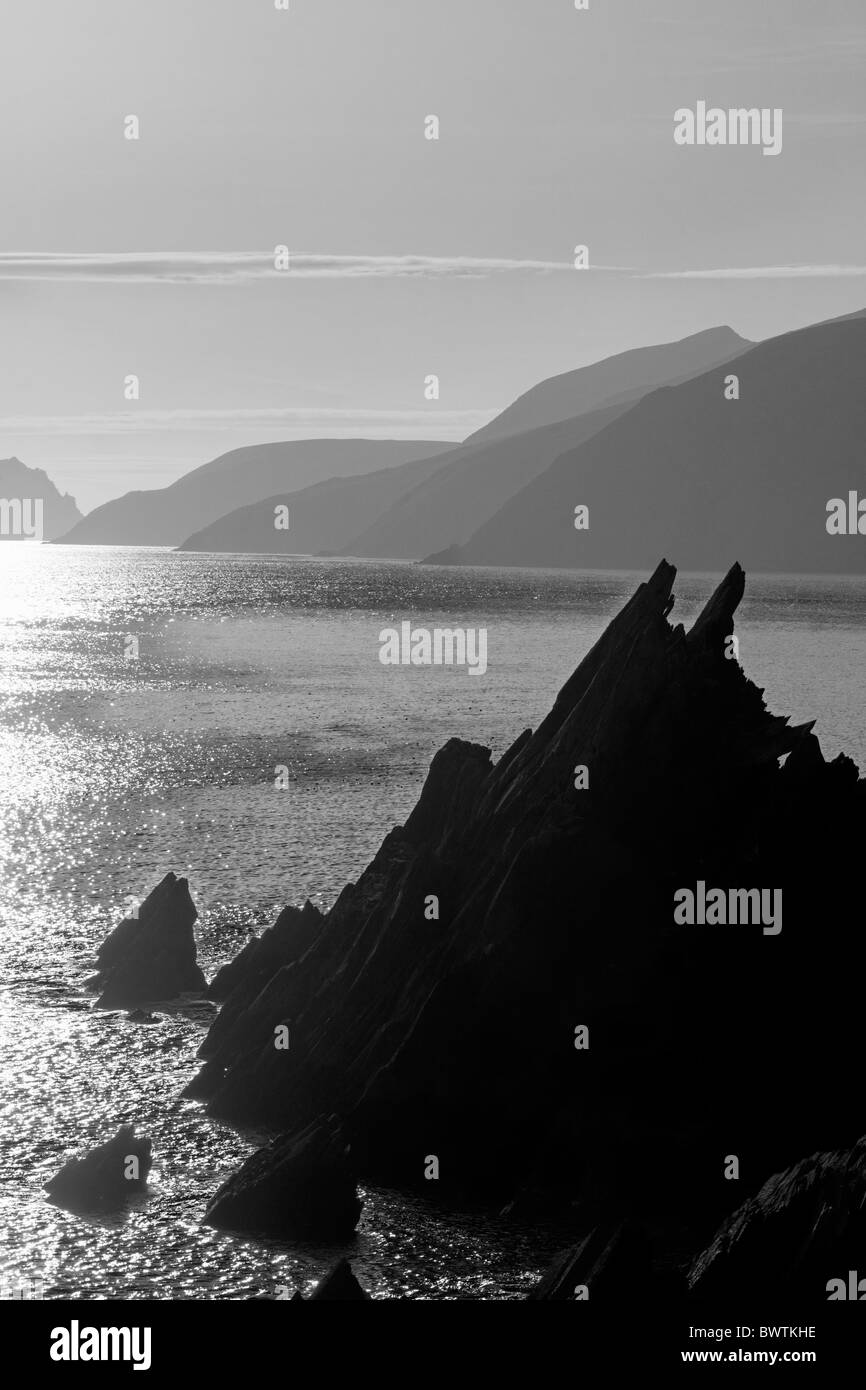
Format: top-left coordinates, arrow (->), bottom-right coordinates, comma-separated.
0,545 -> 863,1300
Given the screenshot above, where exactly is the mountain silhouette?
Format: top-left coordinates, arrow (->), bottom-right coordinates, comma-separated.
465,324 -> 749,445
426,311 -> 866,575
338,327 -> 751,561
54,440 -> 448,547
0,457 -> 82,541
176,445 -> 457,555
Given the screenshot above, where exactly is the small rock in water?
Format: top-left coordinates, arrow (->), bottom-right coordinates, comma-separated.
252,1260 -> 369,1300
87,872 -> 206,1008
204,1117 -> 362,1240
45,1123 -> 152,1212
307,1259 -> 370,1301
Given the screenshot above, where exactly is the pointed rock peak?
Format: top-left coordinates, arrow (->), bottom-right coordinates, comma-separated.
138,871 -> 197,923
402,737 -> 492,845
308,1258 -> 370,1301
537,558 -> 677,738
643,557 -> 678,605
687,562 -> 746,650
90,871 -> 205,1008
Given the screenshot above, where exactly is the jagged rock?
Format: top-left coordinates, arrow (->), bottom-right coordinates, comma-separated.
249,1258 -> 369,1300
206,901 -> 323,1003
88,872 -> 206,1008
204,1117 -> 362,1239
527,1223 -> 652,1300
181,903 -> 323,1102
687,1136 -> 866,1302
181,1055 -> 225,1100
191,562 -> 865,1248
45,1124 -> 151,1210
308,1259 -> 370,1300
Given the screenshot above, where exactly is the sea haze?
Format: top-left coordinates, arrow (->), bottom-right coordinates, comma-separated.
0,546 -> 863,1299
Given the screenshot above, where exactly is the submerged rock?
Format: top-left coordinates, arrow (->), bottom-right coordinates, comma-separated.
204,1117 -> 362,1239
190,562 -> 865,1250
45,1124 -> 152,1211
88,872 -> 206,1008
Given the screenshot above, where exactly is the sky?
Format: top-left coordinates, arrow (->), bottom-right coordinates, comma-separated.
0,0 -> 864,512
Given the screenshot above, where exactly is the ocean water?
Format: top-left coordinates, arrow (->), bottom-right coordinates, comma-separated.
0,545 -> 863,1300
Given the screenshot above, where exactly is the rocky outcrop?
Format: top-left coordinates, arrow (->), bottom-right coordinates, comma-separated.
182,902 -> 322,1099
190,561 -> 865,1248
251,1259 -> 370,1300
308,1259 -> 370,1301
204,1117 -> 362,1240
687,1136 -> 866,1302
45,1124 -> 151,1211
526,1139 -> 866,1301
527,1223 -> 653,1301
88,873 -> 206,1008
206,901 -> 323,1003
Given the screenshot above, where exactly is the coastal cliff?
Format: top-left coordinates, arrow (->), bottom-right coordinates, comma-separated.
184,561 -> 864,1281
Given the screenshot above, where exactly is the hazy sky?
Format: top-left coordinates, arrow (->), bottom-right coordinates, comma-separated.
1,0 -> 864,510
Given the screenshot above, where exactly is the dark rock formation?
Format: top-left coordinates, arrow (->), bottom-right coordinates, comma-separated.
248,1260 -> 369,1300
88,873 -> 206,1008
182,902 -> 322,1099
204,1117 -> 362,1240
190,561 -> 865,1251
45,1124 -> 151,1211
206,901 -> 323,1003
527,1223 -> 652,1300
687,1136 -> 866,1303
308,1259 -> 370,1301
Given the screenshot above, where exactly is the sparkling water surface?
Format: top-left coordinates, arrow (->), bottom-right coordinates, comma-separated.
0,546 -> 863,1299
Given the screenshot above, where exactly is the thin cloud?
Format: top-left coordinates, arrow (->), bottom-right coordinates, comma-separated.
0,251 -> 626,283
643,265 -> 866,280
0,406 -> 496,436
4,252 -> 862,286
